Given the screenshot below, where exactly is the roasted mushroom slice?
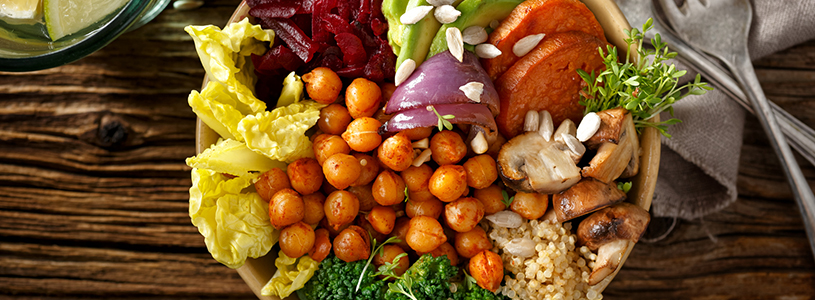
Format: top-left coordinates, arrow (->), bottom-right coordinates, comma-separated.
551,178 -> 626,222
576,202 -> 650,285
497,111 -> 584,194
581,108 -> 640,183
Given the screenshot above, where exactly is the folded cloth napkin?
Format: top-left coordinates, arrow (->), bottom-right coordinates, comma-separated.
651,0 -> 815,220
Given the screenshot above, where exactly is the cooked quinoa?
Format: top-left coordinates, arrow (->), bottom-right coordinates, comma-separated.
488,219 -> 603,300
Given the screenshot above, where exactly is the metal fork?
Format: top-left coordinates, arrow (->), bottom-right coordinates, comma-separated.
658,0 -> 815,258
616,0 -> 815,167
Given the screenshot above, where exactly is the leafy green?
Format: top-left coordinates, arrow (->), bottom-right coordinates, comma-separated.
577,18 -> 712,137
261,250 -> 320,297
357,236 -> 403,292
617,181 -> 632,193
386,254 -> 459,300
500,189 -> 514,207
429,105 -> 455,131
450,271 -> 509,300
299,255 -> 387,300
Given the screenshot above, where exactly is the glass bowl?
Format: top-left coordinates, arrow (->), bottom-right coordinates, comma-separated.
196,0 -> 661,298
0,0 -> 171,72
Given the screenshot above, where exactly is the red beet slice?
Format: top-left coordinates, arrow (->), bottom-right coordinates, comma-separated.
323,14 -> 353,35
336,33 -> 367,66
249,2 -> 298,19
312,0 -> 338,43
262,18 -> 318,63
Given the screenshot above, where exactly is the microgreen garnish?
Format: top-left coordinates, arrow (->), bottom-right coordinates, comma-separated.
388,273 -> 419,300
404,187 -> 410,203
428,105 -> 455,131
356,235 -> 402,292
373,252 -> 408,281
577,18 -> 712,137
501,189 -> 514,207
617,181 -> 632,193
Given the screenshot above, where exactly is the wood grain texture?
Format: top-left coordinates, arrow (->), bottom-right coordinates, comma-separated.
1,1 -> 814,299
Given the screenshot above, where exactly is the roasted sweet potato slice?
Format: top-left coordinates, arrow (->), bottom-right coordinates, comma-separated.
495,31 -> 608,139
481,0 -> 606,80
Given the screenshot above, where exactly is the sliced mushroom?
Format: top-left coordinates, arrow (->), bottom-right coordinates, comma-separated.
576,202 -> 650,285
551,178 -> 626,222
581,108 -> 640,182
497,130 -> 581,194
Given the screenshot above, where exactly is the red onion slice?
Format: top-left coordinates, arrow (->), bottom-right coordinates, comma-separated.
381,103 -> 497,134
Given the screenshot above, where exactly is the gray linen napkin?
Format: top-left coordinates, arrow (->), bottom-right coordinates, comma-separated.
651,0 -> 815,220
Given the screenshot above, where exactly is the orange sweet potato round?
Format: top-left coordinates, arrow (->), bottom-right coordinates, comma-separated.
482,0 -> 606,80
495,32 -> 608,139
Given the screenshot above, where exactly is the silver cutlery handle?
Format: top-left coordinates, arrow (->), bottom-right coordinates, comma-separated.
651,21 -> 815,167
731,52 -> 815,257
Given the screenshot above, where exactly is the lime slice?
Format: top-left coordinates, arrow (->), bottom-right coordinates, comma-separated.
42,0 -> 128,41
0,0 -> 41,20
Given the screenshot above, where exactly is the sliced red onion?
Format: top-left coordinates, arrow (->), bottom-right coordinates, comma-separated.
384,51 -> 499,116
381,103 -> 497,134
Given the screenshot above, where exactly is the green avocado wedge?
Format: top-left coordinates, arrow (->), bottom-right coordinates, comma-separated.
426,0 -> 524,60
394,0 -> 464,71
382,0 -> 410,54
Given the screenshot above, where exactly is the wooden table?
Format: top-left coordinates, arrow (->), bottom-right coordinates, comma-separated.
1,1 -> 813,299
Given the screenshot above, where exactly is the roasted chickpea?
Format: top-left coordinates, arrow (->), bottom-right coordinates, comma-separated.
423,242 -> 459,266
380,82 -> 397,103
287,157 -> 324,195
454,226 -> 492,259
377,133 -> 413,171
444,197 -> 485,232
400,164 -> 433,194
473,184 -> 507,214
320,216 -> 351,238
406,197 -> 444,219
406,216 -> 447,253
279,221 -> 315,258
401,126 -> 433,141
391,217 -> 411,250
324,190 -> 360,230
309,228 -> 332,262
462,154 -> 498,189
373,106 -> 393,124
302,193 -> 326,225
347,184 -> 377,211
430,130 -> 467,165
351,153 -> 379,187
269,188 -> 305,229
469,250 -> 504,292
373,245 -> 409,278
357,213 -> 387,243
510,192 -> 548,220
254,168 -> 291,201
303,67 -> 342,104
318,103 -> 352,135
313,134 -> 351,165
323,153 -> 361,190
346,78 -> 382,118
429,164 -> 468,202
333,225 -> 371,262
342,117 -> 383,152
367,205 -> 396,235
370,170 -> 407,206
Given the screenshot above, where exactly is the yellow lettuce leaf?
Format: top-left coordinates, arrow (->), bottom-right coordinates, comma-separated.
188,83 -> 248,141
185,18 -> 271,116
239,100 -> 325,163
276,71 -> 304,108
186,138 -> 286,177
189,168 -> 278,269
261,251 -> 320,298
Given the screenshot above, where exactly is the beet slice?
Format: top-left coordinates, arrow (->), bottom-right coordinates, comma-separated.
336,33 -> 367,66
262,18 -> 318,63
312,0 -> 338,43
249,2 -> 298,19
323,14 -> 353,35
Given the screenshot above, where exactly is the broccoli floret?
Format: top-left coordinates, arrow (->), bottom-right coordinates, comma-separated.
453,284 -> 510,300
385,254 -> 459,300
299,255 -> 386,300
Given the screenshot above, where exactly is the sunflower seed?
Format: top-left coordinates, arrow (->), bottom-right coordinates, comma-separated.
475,43 -> 501,58
446,27 -> 464,62
462,26 -> 488,45
489,19 -> 500,29
554,119 -> 576,143
471,131 -> 489,155
412,138 -> 429,149
427,0 -> 455,6
513,33 -> 545,57
576,112 -> 601,142
395,59 -> 416,86
524,110 -> 540,132
412,148 -> 433,167
539,110 -> 553,141
459,82 -> 483,103
434,5 -> 460,24
173,0 -> 203,10
561,133 -> 586,157
400,5 -> 434,25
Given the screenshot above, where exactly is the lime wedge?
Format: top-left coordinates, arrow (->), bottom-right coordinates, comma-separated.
0,0 -> 41,20
42,0 -> 128,41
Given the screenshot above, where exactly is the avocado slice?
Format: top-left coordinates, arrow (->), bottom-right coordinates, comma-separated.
426,0 -> 525,60
382,0 -> 410,54
394,0 -> 464,71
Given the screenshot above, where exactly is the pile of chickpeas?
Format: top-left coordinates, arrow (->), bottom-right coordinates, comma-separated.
253,66 -> 531,292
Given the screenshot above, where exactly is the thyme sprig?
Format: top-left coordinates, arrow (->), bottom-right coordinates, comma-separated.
428,105 -> 455,131
577,18 -> 712,137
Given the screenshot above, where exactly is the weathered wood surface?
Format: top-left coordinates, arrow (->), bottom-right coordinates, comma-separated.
1,1 -> 814,299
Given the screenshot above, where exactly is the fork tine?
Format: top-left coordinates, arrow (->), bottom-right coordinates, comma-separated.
657,0 -> 686,26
